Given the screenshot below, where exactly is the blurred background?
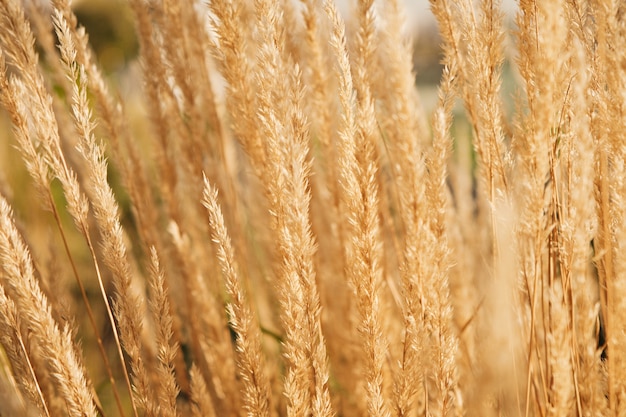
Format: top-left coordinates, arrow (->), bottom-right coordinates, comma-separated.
66,0 -> 520,80
63,0 -> 521,126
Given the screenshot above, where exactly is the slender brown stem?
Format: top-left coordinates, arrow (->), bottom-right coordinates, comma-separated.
47,191 -> 126,417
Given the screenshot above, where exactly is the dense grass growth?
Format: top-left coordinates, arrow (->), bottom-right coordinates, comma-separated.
0,0 -> 624,416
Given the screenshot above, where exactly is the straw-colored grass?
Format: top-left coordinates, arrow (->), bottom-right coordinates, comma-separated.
0,0 -> 623,416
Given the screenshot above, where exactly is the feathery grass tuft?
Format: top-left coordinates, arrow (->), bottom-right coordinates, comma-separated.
0,0 -> 623,416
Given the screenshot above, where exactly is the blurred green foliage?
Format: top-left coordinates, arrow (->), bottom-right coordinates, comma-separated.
73,0 -> 138,73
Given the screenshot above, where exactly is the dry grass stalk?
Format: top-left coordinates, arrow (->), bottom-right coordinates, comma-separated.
0,282 -> 50,417
147,247 -> 179,417
588,3 -> 626,415
0,347 -> 36,416
1,0 -> 625,416
0,3 -> 132,415
167,220 -> 239,415
190,365 -> 217,417
512,2 -> 580,415
53,11 -> 148,416
207,0 -> 265,176
423,66 -> 460,416
0,195 -> 97,417
247,0 -> 334,415
203,179 -> 272,417
50,0 -> 163,266
327,0 -> 391,414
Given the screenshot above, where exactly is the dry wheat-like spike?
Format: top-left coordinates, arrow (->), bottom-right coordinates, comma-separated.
203,178 -> 272,417
298,0 -> 337,192
147,247 -> 179,417
0,195 -> 97,417
0,348 -> 35,417
545,284 -> 575,417
0,51 -> 50,209
299,0 -> 333,149
376,0 -> 429,153
251,0 -> 334,415
207,0 -> 265,176
322,2 -> 363,407
53,10 -> 151,416
190,365 -> 218,417
355,1 -> 448,415
438,0 -> 509,206
298,0 -> 344,307
167,219 -> 239,415
0,2 -> 132,415
0,0 -> 89,230
51,0 -> 162,260
463,0 -> 509,199
424,65 -> 460,416
25,1 -> 71,97
152,0 -> 224,191
513,2 -> 574,415
588,3 -> 626,415
0,21 -> 130,417
431,0 -> 509,270
552,4 -> 605,414
326,0 -> 391,415
141,0 -> 218,247
126,0 -> 181,224
0,282 -> 50,417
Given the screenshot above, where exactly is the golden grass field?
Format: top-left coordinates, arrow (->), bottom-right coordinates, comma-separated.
0,0 -> 624,416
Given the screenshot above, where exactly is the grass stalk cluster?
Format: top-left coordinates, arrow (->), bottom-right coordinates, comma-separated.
0,0 -> 623,416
